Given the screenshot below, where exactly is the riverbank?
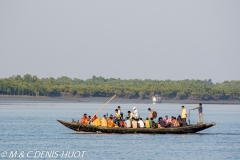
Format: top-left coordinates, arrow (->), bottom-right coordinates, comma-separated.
0,96 -> 240,104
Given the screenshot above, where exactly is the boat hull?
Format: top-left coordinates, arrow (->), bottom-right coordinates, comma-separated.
57,120 -> 215,134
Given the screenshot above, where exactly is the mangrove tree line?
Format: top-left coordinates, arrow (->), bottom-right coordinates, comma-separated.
0,74 -> 240,100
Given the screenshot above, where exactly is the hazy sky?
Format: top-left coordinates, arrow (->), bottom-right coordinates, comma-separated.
0,1 -> 239,82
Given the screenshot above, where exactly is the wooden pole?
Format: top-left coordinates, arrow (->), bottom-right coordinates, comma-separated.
92,95 -> 116,117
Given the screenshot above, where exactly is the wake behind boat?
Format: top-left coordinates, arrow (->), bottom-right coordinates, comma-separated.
57,120 -> 215,134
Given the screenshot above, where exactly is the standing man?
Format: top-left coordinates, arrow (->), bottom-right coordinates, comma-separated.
148,108 -> 153,119
133,106 -> 139,119
118,106 -> 123,119
181,106 -> 187,126
114,109 -> 121,125
117,106 -> 121,114
194,103 -> 203,123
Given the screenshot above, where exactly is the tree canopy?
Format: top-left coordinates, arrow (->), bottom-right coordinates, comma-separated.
0,74 -> 240,100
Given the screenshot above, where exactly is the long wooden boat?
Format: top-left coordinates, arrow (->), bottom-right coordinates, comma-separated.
57,120 -> 216,134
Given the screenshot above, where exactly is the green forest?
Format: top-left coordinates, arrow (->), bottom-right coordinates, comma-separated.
0,74 -> 240,100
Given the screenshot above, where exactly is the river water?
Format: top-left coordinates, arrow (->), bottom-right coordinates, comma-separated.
0,102 -> 240,160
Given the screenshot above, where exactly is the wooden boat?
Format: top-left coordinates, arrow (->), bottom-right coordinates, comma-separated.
57,120 -> 216,134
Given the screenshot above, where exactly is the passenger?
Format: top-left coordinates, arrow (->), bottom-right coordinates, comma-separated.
148,108 -> 154,119
119,118 -> 124,127
177,115 -> 182,123
164,115 -> 170,123
177,115 -> 183,126
118,106 -> 121,114
92,117 -> 101,127
164,115 -> 171,127
144,117 -> 150,128
149,118 -> 152,128
118,106 -> 123,119
174,117 -> 180,127
171,116 -> 179,127
132,117 -> 138,128
107,114 -> 115,128
101,115 -> 107,127
114,109 -> 121,125
157,117 -> 165,128
136,118 -> 140,128
124,117 -> 131,128
92,115 -> 97,122
87,116 -> 92,124
181,106 -> 187,126
128,111 -> 134,120
81,113 -> 88,124
138,118 -> 144,128
170,116 -> 174,127
150,118 -> 156,128
133,107 -> 139,119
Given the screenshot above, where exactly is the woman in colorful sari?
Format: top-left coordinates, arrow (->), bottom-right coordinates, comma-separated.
92,115 -> 97,122
81,113 -> 88,124
92,116 -> 101,127
107,115 -> 115,128
101,115 -> 107,127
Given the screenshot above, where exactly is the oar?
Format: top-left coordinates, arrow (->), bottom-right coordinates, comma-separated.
78,95 -> 116,131
92,94 -> 116,117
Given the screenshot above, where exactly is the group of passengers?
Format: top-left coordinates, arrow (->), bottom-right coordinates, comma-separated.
81,106 -> 187,128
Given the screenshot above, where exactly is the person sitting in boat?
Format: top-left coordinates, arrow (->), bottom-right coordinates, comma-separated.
148,108 -> 153,119
174,117 -> 180,127
92,116 -> 101,127
157,117 -> 165,128
124,117 -> 131,128
133,107 -> 139,119
164,115 -> 172,128
127,111 -> 134,120
119,118 -> 124,127
101,115 -> 107,127
177,115 -> 183,126
87,116 -> 93,124
107,114 -> 115,128
144,117 -> 150,128
177,115 -> 182,122
138,118 -> 144,128
171,116 -> 180,127
81,113 -> 88,124
132,117 -> 137,128
92,115 -> 97,122
150,118 -> 156,128
114,109 -> 121,126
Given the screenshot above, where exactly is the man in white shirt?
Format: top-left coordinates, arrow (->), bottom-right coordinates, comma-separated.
118,106 -> 121,114
118,106 -> 123,119
138,118 -> 144,128
133,106 -> 139,119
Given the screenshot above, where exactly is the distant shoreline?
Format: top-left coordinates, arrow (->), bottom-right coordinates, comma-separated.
0,96 -> 239,104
